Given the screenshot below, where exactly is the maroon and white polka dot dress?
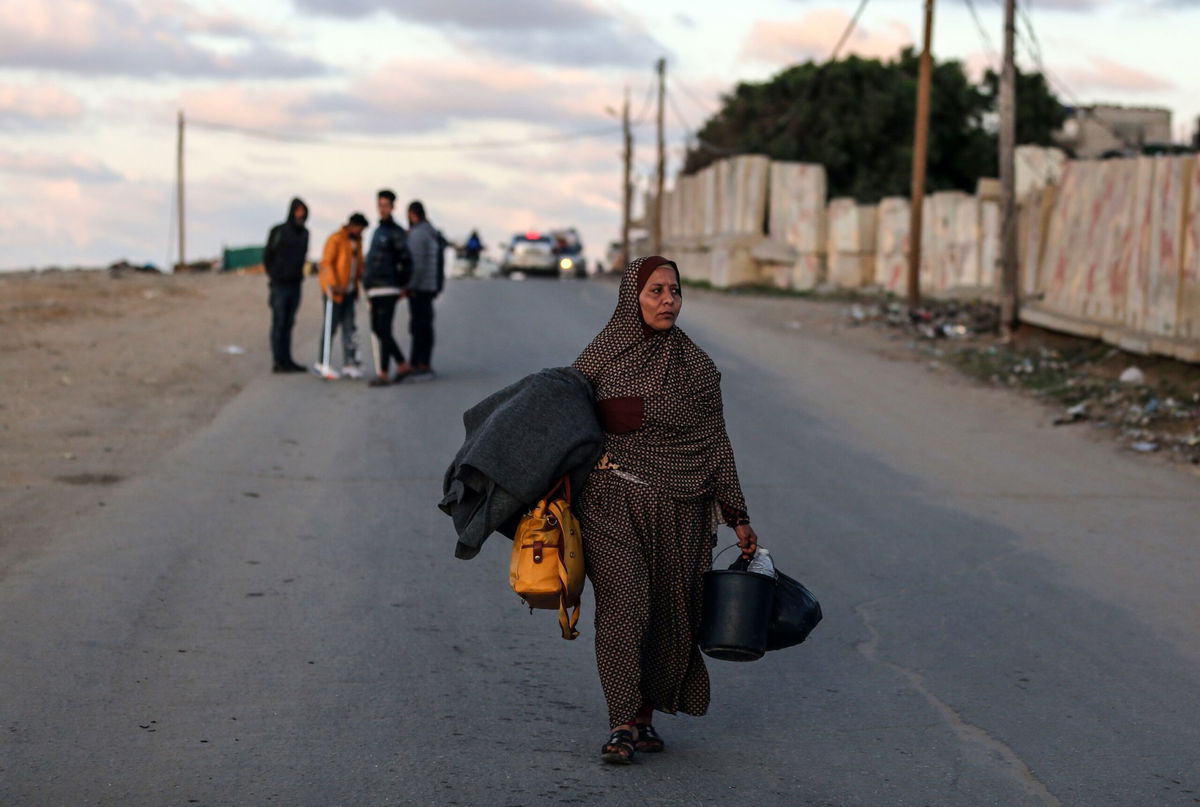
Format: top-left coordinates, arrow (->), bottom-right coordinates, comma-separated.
573,256 -> 749,729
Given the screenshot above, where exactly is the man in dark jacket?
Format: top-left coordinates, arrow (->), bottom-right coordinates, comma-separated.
264,197 -> 310,373
363,189 -> 414,386
405,200 -> 444,380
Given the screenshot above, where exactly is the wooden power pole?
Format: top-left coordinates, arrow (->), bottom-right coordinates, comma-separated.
621,87 -> 633,271
176,110 -> 185,272
907,0 -> 935,308
998,0 -> 1019,336
653,57 -> 666,256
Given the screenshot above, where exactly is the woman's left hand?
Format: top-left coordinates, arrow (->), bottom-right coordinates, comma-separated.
734,523 -> 758,558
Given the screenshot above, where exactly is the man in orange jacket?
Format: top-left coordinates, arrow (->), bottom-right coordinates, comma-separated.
313,212 -> 368,379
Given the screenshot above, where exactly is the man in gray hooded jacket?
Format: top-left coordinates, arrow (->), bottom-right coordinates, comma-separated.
405,199 -> 443,380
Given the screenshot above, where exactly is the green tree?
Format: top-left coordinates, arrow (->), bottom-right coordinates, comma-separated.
682,50 -> 1063,201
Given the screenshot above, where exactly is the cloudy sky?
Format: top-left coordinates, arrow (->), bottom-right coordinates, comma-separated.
1,0 -> 1196,271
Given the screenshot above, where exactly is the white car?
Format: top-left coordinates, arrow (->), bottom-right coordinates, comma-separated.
500,232 -> 558,277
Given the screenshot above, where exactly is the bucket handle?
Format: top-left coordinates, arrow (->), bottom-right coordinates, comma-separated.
713,543 -> 752,566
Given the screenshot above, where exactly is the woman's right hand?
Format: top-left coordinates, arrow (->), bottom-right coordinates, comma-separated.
734,523 -> 758,558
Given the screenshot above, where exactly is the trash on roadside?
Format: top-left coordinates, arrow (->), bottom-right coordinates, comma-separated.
847,304 -> 867,324
1119,366 -> 1146,385
1130,441 -> 1159,453
222,345 -> 246,355
1054,402 -> 1089,425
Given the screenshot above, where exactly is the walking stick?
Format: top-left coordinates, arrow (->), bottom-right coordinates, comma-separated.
315,295 -> 334,378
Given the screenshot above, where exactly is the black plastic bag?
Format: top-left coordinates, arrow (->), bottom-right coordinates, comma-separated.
725,555 -> 821,651
766,570 -> 821,651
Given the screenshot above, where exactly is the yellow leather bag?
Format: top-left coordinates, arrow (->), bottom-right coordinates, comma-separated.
510,477 -> 585,639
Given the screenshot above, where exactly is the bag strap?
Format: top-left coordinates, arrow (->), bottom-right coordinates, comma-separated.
545,474 -> 572,505
556,545 -> 580,640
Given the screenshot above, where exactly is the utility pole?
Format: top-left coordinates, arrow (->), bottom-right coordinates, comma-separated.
653,56 -> 666,256
176,110 -> 185,272
621,86 -> 632,271
998,0 -> 1019,337
907,0 -> 934,309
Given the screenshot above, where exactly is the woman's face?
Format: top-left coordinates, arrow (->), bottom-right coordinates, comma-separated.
639,265 -> 682,331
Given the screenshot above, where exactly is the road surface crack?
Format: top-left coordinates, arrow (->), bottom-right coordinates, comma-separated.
855,599 -> 1061,806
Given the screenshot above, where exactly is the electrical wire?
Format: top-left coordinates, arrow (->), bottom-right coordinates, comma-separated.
962,0 -> 1000,72
670,74 -> 718,118
188,118 -> 629,152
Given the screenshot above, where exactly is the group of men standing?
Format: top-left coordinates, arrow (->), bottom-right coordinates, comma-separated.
263,190 -> 442,386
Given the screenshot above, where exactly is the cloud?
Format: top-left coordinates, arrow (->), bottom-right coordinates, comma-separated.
292,0 -> 662,67
0,0 -> 326,78
741,12 -> 912,65
0,82 -> 84,129
1062,56 -> 1174,92
0,150 -> 123,184
175,56 -> 623,138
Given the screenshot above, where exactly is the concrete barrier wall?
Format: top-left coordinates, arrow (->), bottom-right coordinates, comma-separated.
1022,154 -> 1200,361
654,152 -> 1198,361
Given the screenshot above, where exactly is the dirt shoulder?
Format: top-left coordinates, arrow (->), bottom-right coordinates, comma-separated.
0,268 -> 322,558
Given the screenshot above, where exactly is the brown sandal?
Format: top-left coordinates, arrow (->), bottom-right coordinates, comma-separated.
600,728 -> 636,764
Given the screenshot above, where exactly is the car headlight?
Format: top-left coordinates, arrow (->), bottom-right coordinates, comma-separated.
559,257 -> 573,270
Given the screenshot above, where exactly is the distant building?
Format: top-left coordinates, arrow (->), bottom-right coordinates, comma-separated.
1054,104 -> 1173,158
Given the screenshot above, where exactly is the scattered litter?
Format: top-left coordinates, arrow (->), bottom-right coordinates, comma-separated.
847,304 -> 867,324
1054,403 -> 1089,426
141,289 -> 161,300
1131,441 -> 1160,453
221,345 -> 246,355
784,320 -> 802,331
1119,366 -> 1145,385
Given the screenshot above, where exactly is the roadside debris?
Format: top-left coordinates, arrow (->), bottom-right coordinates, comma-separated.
859,296 -> 1200,466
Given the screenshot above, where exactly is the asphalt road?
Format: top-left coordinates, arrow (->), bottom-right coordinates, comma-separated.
2,277 -> 1197,806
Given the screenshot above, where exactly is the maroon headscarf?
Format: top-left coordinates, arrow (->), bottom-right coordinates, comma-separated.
573,256 -> 748,522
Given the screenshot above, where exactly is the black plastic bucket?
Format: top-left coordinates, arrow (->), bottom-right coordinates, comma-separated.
698,566 -> 776,662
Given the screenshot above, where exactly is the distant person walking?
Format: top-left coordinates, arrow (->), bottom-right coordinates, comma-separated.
364,189 -> 414,387
263,197 -> 309,373
405,200 -> 443,380
313,213 -> 367,380
464,229 -> 483,276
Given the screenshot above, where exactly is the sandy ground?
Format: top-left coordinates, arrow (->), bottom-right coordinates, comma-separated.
0,269 -> 325,560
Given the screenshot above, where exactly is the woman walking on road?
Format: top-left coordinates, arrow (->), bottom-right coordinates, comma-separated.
572,256 -> 758,765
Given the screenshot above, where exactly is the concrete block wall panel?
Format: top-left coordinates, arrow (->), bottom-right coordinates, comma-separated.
792,253 -> 825,290
1145,156 -> 1192,338
719,156 -> 770,236
701,164 -> 721,239
979,199 -> 1000,291
1040,161 -> 1084,317
767,162 -> 827,253
709,238 -> 758,288
947,194 -> 981,290
1124,157 -> 1157,333
875,197 -> 910,295
1180,156 -> 1200,342
922,192 -> 973,294
1016,145 -> 1067,200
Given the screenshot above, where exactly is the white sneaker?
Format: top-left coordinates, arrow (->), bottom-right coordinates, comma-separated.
311,362 -> 338,380
341,364 -> 364,379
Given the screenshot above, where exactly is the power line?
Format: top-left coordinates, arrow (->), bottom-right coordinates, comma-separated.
189,118 -> 629,152
962,0 -> 1000,72
670,74 -> 718,119
632,77 -> 658,126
